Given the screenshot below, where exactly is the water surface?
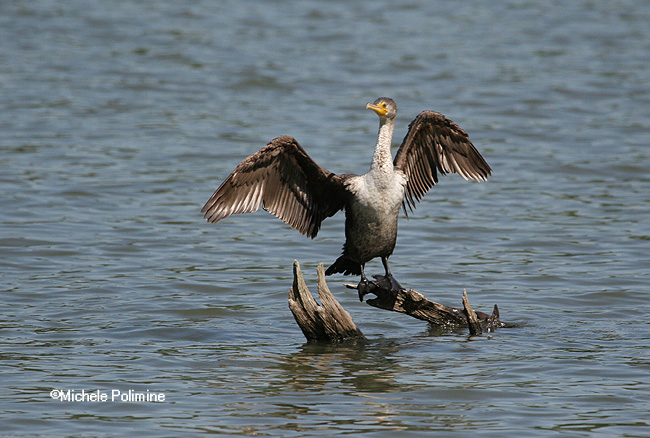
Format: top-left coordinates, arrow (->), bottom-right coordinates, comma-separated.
1,0 -> 649,436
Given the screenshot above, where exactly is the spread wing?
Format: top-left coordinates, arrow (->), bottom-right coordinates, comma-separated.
202,135 -> 349,238
393,111 -> 491,212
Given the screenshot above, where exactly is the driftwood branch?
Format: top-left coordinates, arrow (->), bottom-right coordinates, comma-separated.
347,275 -> 511,334
462,289 -> 482,335
289,260 -> 514,342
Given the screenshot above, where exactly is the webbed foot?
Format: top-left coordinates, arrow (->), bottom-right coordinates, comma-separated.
385,273 -> 404,291
357,278 -> 377,302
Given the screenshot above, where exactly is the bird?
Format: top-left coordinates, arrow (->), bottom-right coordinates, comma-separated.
202,97 -> 491,300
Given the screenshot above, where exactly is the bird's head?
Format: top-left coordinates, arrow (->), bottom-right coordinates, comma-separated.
366,97 -> 397,120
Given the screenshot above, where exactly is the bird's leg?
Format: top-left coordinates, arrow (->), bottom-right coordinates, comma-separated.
357,264 -> 374,302
381,256 -> 404,291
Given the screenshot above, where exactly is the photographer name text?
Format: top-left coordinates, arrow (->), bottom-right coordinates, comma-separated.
50,389 -> 165,403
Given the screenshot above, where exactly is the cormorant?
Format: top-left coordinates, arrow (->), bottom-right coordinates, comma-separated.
202,97 -> 491,298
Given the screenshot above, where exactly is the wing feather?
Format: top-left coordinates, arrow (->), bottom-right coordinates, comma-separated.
394,111 -> 491,211
202,136 -> 349,238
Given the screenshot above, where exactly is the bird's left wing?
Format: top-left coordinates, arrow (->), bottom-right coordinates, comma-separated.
202,136 -> 349,238
393,110 -> 491,212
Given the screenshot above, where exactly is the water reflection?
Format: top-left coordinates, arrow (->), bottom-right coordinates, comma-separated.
205,338 -> 485,435
278,340 -> 405,394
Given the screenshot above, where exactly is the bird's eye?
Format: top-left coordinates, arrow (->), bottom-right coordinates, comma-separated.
381,103 -> 387,108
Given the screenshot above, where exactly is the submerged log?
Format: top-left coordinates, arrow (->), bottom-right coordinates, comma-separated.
289,260 -> 513,342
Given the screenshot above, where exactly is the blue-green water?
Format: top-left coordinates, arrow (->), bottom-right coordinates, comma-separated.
2,0 -> 649,436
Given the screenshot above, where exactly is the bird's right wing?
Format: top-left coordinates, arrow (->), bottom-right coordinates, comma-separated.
201,136 -> 349,238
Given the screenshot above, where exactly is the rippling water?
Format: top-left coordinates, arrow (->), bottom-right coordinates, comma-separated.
2,0 -> 650,436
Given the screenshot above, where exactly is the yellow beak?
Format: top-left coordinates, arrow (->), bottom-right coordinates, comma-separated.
366,102 -> 388,116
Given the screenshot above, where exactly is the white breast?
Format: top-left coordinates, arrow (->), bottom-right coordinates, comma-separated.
352,169 -> 406,212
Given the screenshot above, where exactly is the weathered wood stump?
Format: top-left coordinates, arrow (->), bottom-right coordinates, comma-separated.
289,260 -> 514,342
289,260 -> 366,342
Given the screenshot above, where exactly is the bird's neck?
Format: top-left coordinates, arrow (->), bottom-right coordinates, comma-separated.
370,118 -> 395,173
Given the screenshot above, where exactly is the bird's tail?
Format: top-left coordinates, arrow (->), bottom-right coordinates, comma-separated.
325,255 -> 361,276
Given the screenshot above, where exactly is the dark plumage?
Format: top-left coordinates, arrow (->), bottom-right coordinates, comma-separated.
395,111 -> 491,211
202,97 -> 491,293
202,136 -> 349,238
